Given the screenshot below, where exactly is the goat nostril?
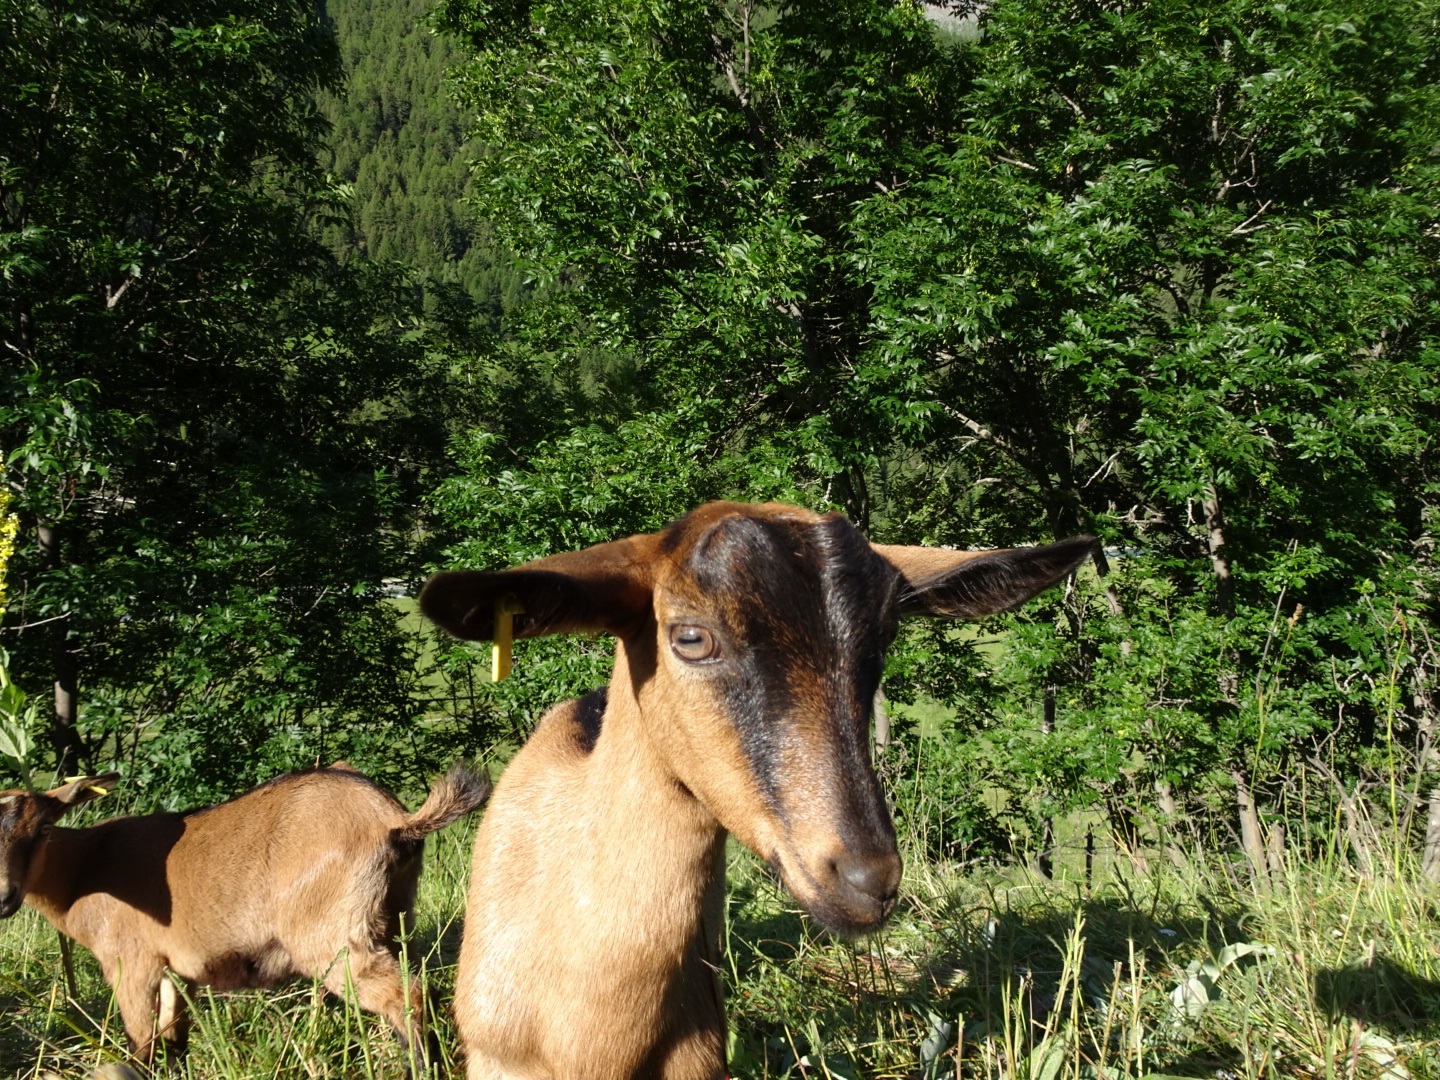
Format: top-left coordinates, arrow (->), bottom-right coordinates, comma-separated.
833,851 -> 901,904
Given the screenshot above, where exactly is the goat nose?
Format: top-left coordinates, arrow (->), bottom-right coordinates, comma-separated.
0,889 -> 20,919
834,849 -> 901,905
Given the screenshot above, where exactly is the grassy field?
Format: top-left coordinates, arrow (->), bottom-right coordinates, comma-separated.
3,803 -> 1438,1080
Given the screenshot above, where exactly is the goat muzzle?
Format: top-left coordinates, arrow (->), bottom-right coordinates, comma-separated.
776,844 -> 901,936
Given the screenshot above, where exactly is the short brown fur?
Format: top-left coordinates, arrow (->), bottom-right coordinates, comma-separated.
421,501 -> 1093,1079
0,762 -> 489,1066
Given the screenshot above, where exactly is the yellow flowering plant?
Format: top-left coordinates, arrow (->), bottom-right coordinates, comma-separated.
0,488 -> 37,788
0,487 -> 15,616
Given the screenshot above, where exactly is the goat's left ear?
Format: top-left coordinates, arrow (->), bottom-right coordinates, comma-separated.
44,772 -> 121,813
874,536 -> 1096,619
421,534 -> 659,642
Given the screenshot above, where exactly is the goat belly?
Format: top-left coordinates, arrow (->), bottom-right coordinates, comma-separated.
189,940 -> 297,990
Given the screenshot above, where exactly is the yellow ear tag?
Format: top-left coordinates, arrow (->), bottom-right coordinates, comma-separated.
63,776 -> 111,798
492,596 -> 525,682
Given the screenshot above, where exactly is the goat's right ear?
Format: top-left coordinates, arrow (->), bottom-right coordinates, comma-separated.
875,536 -> 1096,619
421,535 -> 658,642
45,772 -> 121,813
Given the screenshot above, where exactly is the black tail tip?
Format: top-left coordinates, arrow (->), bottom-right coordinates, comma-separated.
442,759 -> 493,811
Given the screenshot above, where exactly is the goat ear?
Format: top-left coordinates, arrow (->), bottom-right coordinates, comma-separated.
421,535 -> 658,641
44,772 -> 121,813
874,536 -> 1096,619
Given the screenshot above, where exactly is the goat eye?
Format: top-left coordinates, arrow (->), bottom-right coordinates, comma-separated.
669,625 -> 719,663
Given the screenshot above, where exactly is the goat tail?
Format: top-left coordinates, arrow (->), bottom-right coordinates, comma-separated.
397,760 -> 491,841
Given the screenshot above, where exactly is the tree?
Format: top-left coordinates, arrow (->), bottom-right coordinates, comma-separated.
1,0 -> 467,799
435,0 -> 972,528
857,0 -> 1440,863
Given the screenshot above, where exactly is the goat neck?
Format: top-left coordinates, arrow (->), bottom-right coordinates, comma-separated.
20,824 -> 94,935
456,643 -> 729,1078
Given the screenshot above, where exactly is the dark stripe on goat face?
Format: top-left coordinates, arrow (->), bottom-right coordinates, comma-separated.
683,513 -> 899,834
809,516 -> 902,853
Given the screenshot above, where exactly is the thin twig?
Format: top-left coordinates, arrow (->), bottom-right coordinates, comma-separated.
1231,199 -> 1273,235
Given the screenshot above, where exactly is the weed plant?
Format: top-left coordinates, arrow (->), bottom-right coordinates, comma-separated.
2,783 -> 1438,1078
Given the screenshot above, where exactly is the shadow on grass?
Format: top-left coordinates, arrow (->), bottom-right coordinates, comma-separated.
931,886 -> 1255,1074
409,915 -> 466,972
724,867 -> 1259,1075
1313,955 -> 1440,1034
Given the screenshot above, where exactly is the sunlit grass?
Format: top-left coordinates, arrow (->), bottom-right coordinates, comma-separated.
3,809 -> 1438,1078
724,833 -> 1440,1079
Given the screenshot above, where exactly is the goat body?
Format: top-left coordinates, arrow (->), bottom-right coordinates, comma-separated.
0,762 -> 489,1064
422,501 -> 1093,1079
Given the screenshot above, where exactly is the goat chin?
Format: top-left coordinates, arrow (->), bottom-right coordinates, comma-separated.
795,885 -> 899,937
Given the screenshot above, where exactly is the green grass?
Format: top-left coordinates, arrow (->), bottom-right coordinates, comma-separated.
4,814 -> 1439,1078
724,840 -> 1440,1079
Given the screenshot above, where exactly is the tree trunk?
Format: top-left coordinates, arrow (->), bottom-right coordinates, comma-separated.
872,686 -> 890,757
1084,827 -> 1095,894
37,523 -> 86,775
1340,791 -> 1375,878
1265,819 -> 1286,877
1036,688 -> 1055,880
1090,540 -> 1128,642
1414,634 -> 1438,878
1202,482 -> 1234,618
1156,778 -> 1187,869
1423,784 -> 1440,880
1204,482 -> 1242,708
1231,768 -> 1267,885
832,467 -> 870,534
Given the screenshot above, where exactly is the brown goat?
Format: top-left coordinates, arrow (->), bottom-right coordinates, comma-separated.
0,762 -> 489,1067
421,500 -> 1092,1079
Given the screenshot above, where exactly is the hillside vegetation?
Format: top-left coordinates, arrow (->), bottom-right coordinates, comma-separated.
317,0 -> 524,313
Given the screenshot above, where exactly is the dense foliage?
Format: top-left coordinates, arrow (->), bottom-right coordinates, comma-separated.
432,0 -> 1440,869
2,0 -> 1438,872
0,0 -> 477,801
317,0 -> 524,313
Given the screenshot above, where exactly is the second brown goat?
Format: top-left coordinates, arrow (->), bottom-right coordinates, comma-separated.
0,761 -> 489,1067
